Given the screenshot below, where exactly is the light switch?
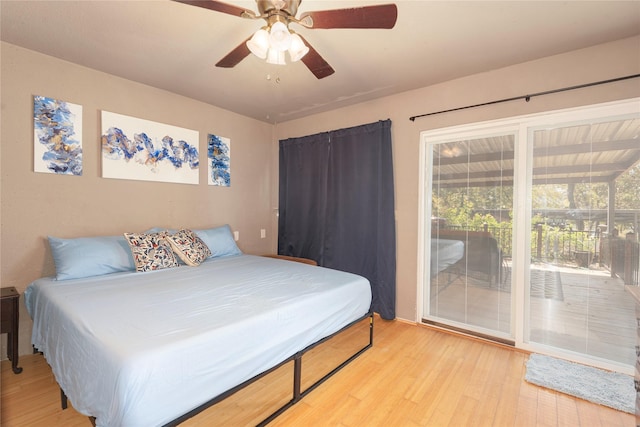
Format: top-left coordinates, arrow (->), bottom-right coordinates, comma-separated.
260,229 -> 266,239
233,231 -> 239,241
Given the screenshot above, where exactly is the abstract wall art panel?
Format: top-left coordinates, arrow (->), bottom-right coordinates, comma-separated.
207,134 -> 231,187
101,111 -> 199,185
33,95 -> 83,175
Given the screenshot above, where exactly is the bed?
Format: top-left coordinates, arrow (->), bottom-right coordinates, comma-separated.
25,227 -> 372,426
431,231 -> 503,285
430,238 -> 465,277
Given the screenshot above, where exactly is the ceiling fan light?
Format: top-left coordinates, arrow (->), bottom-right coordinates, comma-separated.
266,48 -> 286,65
246,28 -> 269,59
268,21 -> 291,51
288,33 -> 309,62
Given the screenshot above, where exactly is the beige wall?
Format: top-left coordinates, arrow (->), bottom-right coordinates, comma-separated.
1,42 -> 276,355
2,36 -> 639,357
273,35 -> 640,323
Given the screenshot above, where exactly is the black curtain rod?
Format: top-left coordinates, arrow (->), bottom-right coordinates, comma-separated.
409,73 -> 640,122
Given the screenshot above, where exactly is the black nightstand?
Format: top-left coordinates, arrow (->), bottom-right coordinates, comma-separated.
1,287 -> 23,374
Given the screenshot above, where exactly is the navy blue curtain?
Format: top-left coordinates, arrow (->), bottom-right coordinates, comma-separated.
278,120 -> 396,319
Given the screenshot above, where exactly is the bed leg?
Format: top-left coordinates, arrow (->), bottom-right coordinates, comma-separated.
293,355 -> 302,402
369,312 -> 374,346
60,387 -> 68,410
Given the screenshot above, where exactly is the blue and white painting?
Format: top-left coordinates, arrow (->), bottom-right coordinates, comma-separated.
33,95 -> 83,175
101,111 -> 199,184
207,134 -> 230,186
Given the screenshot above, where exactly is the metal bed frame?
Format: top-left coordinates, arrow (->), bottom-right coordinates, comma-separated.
61,311 -> 374,426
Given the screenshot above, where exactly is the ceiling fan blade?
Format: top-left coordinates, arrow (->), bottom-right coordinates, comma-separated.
299,4 -> 397,29
173,0 -> 256,18
215,37 -> 251,68
298,35 -> 334,79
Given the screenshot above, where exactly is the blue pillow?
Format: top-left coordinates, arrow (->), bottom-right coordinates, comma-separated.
48,235 -> 136,280
194,225 -> 242,258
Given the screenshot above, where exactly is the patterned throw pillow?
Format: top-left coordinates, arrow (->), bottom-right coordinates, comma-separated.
166,229 -> 212,266
124,231 -> 179,272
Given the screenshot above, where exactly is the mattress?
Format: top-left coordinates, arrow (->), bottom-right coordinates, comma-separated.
430,239 -> 464,277
25,254 -> 371,426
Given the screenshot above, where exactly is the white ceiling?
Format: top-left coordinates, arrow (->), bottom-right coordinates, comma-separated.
2,1 -> 639,123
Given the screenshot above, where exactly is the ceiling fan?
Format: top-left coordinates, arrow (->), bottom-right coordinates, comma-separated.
174,0 -> 398,79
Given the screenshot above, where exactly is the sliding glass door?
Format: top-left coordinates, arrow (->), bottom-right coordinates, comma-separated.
420,99 -> 639,372
424,132 -> 515,341
528,116 -> 639,366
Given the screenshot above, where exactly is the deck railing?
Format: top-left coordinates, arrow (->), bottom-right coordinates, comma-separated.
442,224 -> 512,258
441,224 -> 593,263
601,236 -> 639,286
438,224 -> 639,285
531,225 -> 596,265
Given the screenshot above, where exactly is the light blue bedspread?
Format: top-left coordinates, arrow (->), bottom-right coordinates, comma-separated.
25,255 -> 371,426
431,238 -> 464,276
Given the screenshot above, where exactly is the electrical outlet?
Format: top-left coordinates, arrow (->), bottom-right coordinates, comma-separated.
260,229 -> 266,239
233,231 -> 239,241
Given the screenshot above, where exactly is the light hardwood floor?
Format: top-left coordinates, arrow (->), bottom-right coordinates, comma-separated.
1,317 -> 635,426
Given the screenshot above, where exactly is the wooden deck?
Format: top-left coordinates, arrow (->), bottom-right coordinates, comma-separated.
529,263 -> 636,366
430,262 -> 637,367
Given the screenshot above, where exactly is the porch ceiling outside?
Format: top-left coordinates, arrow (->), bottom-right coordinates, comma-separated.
432,118 -> 640,189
